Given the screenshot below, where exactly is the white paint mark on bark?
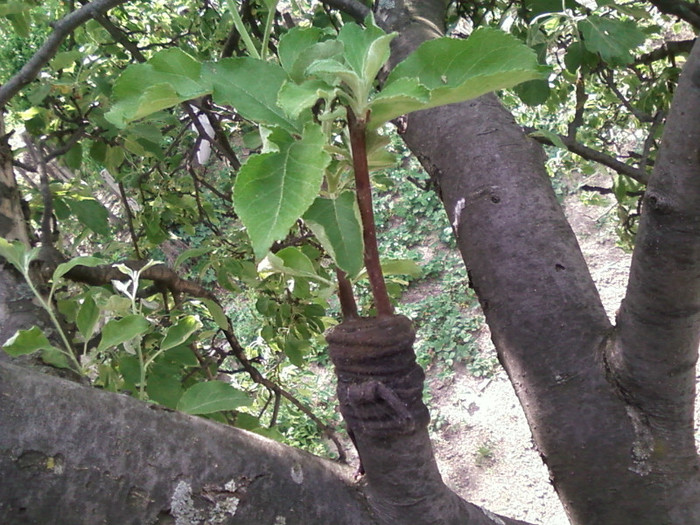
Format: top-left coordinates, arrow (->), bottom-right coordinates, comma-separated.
291,462 -> 304,484
452,198 -> 466,232
274,516 -> 287,525
625,405 -> 653,476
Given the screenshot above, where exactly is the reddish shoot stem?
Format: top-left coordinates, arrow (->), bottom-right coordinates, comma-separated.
347,108 -> 393,318
336,269 -> 359,320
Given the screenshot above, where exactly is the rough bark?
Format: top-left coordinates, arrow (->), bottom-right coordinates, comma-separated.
382,1 -> 700,523
0,360 -> 375,525
326,315 -> 530,525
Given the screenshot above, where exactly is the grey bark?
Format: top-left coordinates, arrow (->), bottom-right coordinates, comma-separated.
0,361 -> 376,525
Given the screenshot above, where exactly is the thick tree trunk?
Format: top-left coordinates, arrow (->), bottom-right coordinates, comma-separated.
383,2 -> 700,524
0,360 -> 376,525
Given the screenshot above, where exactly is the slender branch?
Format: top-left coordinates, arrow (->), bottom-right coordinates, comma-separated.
527,128 -> 650,185
649,0 -> 700,29
318,0 -> 371,23
600,69 -> 654,123
117,181 -> 141,259
347,108 -> 393,317
635,38 -> 696,65
221,328 -> 347,462
0,0 -> 131,107
567,73 -> 588,140
336,269 -> 359,319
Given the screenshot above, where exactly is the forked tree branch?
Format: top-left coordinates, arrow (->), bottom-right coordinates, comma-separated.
0,0 -> 131,107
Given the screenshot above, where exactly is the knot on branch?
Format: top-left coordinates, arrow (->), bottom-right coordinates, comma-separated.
326,315 -> 429,437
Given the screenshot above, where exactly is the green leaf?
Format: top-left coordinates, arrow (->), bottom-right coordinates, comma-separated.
278,27 -> 343,83
2,326 -> 56,356
233,123 -> 330,259
283,337 -> 307,367
303,192 -> 364,276
53,255 -> 104,282
337,16 -> 396,86
356,259 -> 422,281
564,41 -> 599,72
76,296 -> 100,339
64,143 -> 82,170
578,16 -> 646,65
278,79 -> 336,120
146,370 -> 183,409
0,237 -> 36,273
67,198 -> 110,236
41,347 -> 70,369
367,77 -> 430,129
205,58 -> 299,132
513,79 -> 550,106
98,315 -> 151,353
106,49 -> 208,127
202,299 -> 231,331
177,381 -> 251,415
174,246 -> 213,269
50,50 -> 82,71
377,28 -> 544,126
160,315 -> 202,353
162,345 -> 199,366
0,2 -> 29,16
260,247 -> 329,283
528,129 -> 567,150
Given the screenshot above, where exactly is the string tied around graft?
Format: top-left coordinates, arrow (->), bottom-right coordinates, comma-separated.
326,315 -> 429,438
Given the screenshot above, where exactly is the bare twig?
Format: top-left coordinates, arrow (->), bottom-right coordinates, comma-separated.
527,128 -> 650,185
221,328 -> 347,462
319,0 -> 371,23
0,0 -> 131,107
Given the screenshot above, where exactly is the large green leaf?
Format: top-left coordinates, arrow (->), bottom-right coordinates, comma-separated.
97,315 -> 151,353
303,192 -> 364,277
160,315 -> 202,353
373,28 -> 544,126
578,16 -> 645,65
205,58 -> 299,132
76,296 -> 100,339
106,48 -> 209,127
337,16 -> 396,87
67,197 -> 111,236
177,381 -> 251,415
233,123 -> 330,259
278,27 -> 343,83
259,247 -> 331,284
2,326 -> 56,356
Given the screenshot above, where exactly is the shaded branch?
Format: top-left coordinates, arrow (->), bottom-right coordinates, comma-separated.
649,0 -> 700,29
65,260 -> 216,300
319,0 -> 371,23
527,128 -> 650,185
0,0 -> 131,107
635,38 -> 696,65
221,328 -> 348,462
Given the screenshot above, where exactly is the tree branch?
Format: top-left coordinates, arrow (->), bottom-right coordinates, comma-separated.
0,0 -> 131,108
526,127 -> 650,185
649,0 -> 700,29
635,38 -> 696,65
319,0 -> 371,23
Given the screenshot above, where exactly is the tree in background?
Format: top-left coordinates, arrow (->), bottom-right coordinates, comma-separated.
0,0 -> 698,523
